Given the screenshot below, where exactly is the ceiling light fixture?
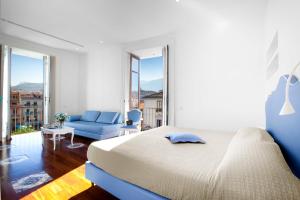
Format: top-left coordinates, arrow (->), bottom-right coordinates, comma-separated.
176,0 -> 180,2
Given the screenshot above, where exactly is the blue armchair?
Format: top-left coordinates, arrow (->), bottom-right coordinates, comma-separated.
121,109 -> 142,134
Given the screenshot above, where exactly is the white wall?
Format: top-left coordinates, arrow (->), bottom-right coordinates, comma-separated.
1,2 -> 271,132
120,3 -> 267,131
0,34 -> 82,117
175,15 -> 266,131
81,44 -> 123,112
265,0 -> 300,95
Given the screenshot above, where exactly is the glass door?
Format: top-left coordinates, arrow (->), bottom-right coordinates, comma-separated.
43,55 -> 50,125
8,48 -> 49,135
127,46 -> 169,131
1,45 -> 11,139
129,54 -> 140,109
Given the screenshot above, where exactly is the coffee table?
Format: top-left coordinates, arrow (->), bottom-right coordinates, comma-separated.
41,127 -> 74,150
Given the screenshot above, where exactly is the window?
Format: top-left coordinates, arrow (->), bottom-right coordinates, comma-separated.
130,55 -> 140,109
157,100 -> 162,112
156,119 -> 162,127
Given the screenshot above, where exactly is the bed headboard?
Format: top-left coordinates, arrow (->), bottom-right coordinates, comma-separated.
266,75 -> 300,178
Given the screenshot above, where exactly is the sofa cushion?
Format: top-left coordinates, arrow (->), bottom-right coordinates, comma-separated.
81,111 -> 100,122
96,112 -> 119,124
64,121 -> 120,134
114,113 -> 123,124
67,115 -> 81,122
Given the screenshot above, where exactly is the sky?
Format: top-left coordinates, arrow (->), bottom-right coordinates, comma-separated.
11,53 -> 163,91
11,53 -> 44,86
140,56 -> 163,81
131,56 -> 164,92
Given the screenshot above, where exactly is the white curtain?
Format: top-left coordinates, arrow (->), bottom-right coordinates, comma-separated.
43,55 -> 55,124
49,56 -> 56,123
43,55 -> 50,124
1,45 -> 11,140
162,45 -> 169,126
0,45 -> 3,140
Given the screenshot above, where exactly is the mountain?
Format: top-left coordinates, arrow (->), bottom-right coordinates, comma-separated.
11,82 -> 43,92
140,90 -> 156,98
141,78 -> 163,92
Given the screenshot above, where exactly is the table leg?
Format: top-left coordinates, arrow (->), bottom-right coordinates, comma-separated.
71,131 -> 74,146
41,130 -> 44,146
53,133 -> 56,151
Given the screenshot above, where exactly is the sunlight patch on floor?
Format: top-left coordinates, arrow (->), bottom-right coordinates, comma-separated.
21,165 -> 91,200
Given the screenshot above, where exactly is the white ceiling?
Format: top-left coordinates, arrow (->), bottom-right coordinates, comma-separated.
0,0 -> 268,52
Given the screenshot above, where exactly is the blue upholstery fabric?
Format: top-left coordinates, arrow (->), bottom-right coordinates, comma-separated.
74,127 -> 121,140
64,121 -> 120,134
114,113 -> 123,124
128,109 -> 142,125
64,111 -> 123,140
67,115 -> 81,122
96,112 -> 119,124
85,162 -> 168,200
81,111 -> 100,122
165,133 -> 206,144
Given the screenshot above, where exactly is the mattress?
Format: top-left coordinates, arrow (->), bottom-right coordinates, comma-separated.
87,126 -> 300,200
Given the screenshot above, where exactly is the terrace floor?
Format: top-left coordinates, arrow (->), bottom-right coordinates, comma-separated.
0,132 -> 117,200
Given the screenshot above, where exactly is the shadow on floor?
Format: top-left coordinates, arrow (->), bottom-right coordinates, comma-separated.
69,186 -> 117,200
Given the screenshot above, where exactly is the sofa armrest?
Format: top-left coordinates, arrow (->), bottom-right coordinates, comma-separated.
67,115 -> 81,122
114,113 -> 124,124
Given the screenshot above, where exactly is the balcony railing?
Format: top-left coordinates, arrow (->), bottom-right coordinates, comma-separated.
141,107 -> 163,131
10,105 -> 44,133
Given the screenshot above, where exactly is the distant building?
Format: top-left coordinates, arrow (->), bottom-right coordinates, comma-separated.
141,91 -> 163,130
10,91 -> 44,131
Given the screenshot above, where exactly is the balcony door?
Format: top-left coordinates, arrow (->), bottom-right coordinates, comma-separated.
128,46 -> 169,131
1,46 -> 51,139
129,54 -> 140,109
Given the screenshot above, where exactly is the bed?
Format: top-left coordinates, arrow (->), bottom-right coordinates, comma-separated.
85,75 -> 300,200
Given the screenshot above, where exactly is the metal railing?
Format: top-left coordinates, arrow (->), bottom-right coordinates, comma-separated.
10,105 -> 44,133
141,107 -> 163,131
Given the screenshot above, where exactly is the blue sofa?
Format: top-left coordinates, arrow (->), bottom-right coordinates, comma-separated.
64,111 -> 123,140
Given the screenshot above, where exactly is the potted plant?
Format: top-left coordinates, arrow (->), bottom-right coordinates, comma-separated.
55,112 -> 68,128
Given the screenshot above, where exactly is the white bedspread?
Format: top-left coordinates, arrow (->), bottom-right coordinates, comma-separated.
87,126 -> 300,200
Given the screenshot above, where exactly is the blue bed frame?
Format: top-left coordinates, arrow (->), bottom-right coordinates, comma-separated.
85,74 -> 300,199
85,161 -> 168,200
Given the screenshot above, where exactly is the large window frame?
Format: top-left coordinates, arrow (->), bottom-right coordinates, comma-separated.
129,54 -> 140,109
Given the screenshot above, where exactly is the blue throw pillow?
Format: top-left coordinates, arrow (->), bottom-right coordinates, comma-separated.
67,115 -> 81,122
96,112 -> 119,124
165,133 -> 206,144
81,111 -> 100,122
